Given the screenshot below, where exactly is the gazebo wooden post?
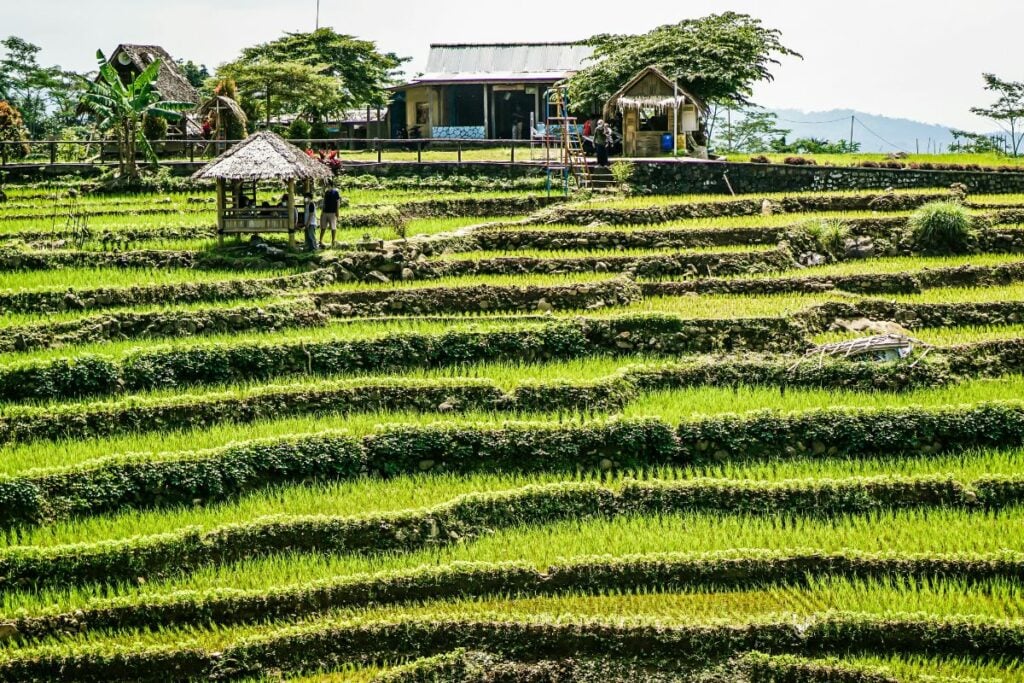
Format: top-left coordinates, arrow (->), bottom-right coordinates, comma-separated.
287,179 -> 297,249
216,178 -> 226,246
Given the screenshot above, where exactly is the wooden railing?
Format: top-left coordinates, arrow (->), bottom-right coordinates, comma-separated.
0,137 -> 562,167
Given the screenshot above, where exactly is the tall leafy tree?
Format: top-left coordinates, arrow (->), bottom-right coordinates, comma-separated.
568,12 -> 800,141
219,28 -> 406,121
176,59 -> 210,90
0,36 -> 75,137
970,73 -> 1024,157
769,137 -> 860,154
712,107 -> 790,153
217,60 -> 340,127
950,128 -> 1002,154
0,101 -> 31,159
80,49 -> 193,179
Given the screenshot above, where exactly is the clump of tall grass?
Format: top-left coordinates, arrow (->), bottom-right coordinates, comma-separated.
798,217 -> 850,261
906,201 -> 978,255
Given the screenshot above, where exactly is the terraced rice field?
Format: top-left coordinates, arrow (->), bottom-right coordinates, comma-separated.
0,181 -> 1023,682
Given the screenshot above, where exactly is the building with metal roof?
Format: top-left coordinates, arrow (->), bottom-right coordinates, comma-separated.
392,43 -> 596,140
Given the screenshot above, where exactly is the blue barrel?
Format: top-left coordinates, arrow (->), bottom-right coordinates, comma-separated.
661,133 -> 674,152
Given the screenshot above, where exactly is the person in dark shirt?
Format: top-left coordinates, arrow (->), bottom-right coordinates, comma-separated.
319,181 -> 342,248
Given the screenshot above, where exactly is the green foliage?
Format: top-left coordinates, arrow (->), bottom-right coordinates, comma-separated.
288,117 -> 311,143
217,59 -> 341,128
0,36 -> 77,138
3,614 -> 1022,682
0,266 -> 329,315
800,217 -> 850,260
769,136 -> 861,155
950,128 -> 1004,155
228,28 -> 407,109
737,652 -> 900,683
568,13 -> 800,117
6,543 -> 1024,647
969,73 -> 1024,157
142,113 -> 168,142
0,182 -> 1020,675
217,28 -> 406,125
56,126 -> 92,162
906,201 -> 978,254
310,119 -> 330,141
79,49 -> 194,178
609,160 -> 636,187
0,100 -> 30,158
710,106 -> 791,153
4,465 -> 1012,591
175,58 -> 209,89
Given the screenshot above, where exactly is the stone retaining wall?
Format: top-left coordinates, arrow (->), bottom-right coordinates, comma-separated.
631,160 -> 1024,195
9,159 -> 1024,195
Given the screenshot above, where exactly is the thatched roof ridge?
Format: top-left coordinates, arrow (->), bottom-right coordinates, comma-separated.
198,95 -> 248,127
604,66 -> 706,117
191,131 -> 333,182
109,44 -> 200,105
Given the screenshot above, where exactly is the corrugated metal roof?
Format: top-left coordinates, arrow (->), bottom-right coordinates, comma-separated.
416,42 -> 595,82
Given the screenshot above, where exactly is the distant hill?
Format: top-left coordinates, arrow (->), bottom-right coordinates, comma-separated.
764,108 -> 961,154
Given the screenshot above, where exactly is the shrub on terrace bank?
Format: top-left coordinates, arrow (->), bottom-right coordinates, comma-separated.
907,201 -> 978,255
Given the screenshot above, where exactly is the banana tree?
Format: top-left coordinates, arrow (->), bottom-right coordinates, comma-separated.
80,50 -> 194,178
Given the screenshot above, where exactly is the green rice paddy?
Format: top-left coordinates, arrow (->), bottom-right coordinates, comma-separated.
0,182 -> 1021,680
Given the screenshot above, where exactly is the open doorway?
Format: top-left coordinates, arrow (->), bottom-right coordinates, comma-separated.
493,89 -> 536,140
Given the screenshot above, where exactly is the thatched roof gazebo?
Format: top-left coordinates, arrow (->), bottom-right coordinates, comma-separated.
192,131 -> 333,246
604,66 -> 705,157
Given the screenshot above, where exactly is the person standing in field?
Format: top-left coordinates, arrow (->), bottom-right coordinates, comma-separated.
303,192 -> 319,252
594,119 -> 611,167
320,181 -> 341,248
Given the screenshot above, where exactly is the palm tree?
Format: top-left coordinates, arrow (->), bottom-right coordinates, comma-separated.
80,50 -> 194,179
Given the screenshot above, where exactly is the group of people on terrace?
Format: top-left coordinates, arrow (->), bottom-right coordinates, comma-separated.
300,181 -> 342,251
582,116 -> 615,166
230,180 -> 342,252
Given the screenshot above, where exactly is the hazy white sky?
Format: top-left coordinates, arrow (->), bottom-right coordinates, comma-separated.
5,0 -> 1022,131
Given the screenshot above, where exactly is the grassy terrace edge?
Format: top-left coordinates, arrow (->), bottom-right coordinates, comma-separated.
3,547 -> 1024,644
1,613 -> 1022,682
0,472 -> 1020,591
5,400 -> 1024,527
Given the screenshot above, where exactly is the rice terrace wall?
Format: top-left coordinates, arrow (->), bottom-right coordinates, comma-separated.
10,158 -> 1024,195
335,160 -> 1024,196
633,160 -> 1024,195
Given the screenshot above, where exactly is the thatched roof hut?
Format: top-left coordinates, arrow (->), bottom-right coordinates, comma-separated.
192,131 -> 332,182
604,66 -> 706,157
198,96 -> 248,126
193,131 -> 332,247
604,66 -> 705,119
197,95 -> 248,141
104,44 -> 200,105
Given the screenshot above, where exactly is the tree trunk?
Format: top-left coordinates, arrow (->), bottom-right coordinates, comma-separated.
118,122 -> 128,177
125,119 -> 138,179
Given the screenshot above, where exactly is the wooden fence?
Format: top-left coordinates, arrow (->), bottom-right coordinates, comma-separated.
0,137 -> 562,168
